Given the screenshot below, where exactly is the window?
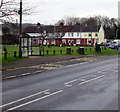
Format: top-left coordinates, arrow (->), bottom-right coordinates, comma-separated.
71,33 -> 74,36
77,32 -> 79,37
88,40 -> 91,43
81,33 -> 84,38
76,39 -> 80,44
38,40 -> 42,44
43,40 -> 47,45
68,33 -> 70,37
95,33 -> 98,36
62,39 -> 66,44
51,40 -> 55,45
89,34 -> 91,37
96,39 -> 98,43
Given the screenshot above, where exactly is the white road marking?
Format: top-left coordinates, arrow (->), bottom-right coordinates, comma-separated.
97,71 -> 103,73
97,67 -> 111,73
44,92 -> 51,95
79,75 -> 105,85
64,76 -> 87,85
64,79 -> 78,85
65,84 -> 72,87
0,89 -> 49,108
113,70 -> 118,73
78,78 -> 86,81
66,62 -> 88,68
103,68 -> 111,71
6,90 -> 63,111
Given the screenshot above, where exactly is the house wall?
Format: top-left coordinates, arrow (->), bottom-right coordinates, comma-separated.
29,25 -> 106,46
0,26 -> 2,36
98,26 -> 106,44
63,32 -> 98,46
62,26 -> 106,46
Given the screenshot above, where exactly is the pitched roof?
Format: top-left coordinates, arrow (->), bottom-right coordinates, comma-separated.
81,25 -> 101,32
70,25 -> 101,32
23,25 -> 101,33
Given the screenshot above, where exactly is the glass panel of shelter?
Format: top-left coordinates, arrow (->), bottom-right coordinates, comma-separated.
31,37 -> 40,56
21,34 -> 42,57
21,37 -> 29,57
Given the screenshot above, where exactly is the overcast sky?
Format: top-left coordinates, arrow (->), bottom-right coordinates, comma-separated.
22,0 -> 119,24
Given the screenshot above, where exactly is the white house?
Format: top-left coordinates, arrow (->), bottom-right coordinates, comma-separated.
24,25 -> 106,46
62,25 -> 106,46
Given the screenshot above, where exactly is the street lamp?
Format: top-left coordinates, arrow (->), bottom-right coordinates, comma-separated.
18,0 -> 22,57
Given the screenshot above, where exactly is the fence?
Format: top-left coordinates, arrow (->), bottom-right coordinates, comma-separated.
2,51 -> 19,59
2,46 -> 107,59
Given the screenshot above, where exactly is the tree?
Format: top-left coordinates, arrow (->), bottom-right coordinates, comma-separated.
64,16 -> 81,25
0,0 -> 33,23
117,24 -> 120,39
1,0 -> 35,45
81,17 -> 98,26
56,15 -> 118,40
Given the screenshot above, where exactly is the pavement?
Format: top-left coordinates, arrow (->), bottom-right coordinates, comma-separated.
2,54 -> 119,80
2,55 -> 90,71
2,54 -> 119,71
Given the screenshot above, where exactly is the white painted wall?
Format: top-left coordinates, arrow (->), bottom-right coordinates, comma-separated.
98,25 -> 106,44
63,26 -> 106,44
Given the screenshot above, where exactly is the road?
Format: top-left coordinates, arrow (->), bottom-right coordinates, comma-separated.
1,56 -> 119,111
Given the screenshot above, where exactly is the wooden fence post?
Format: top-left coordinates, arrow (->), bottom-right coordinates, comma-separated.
46,50 -> 49,55
72,50 -> 74,53
4,52 -> 7,59
14,51 -> 17,57
53,50 -> 56,55
4,47 -> 7,59
60,50 -> 62,54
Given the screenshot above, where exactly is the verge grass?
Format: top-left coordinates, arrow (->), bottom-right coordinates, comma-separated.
2,45 -> 119,64
40,46 -> 119,56
2,45 -> 27,64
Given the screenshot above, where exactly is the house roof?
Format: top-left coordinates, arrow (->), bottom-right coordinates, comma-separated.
81,25 -> 101,32
23,25 -> 101,33
70,25 -> 101,32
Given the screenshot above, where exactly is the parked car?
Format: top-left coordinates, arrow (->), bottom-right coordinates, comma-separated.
108,40 -> 120,50
100,42 -> 110,46
108,45 -> 119,50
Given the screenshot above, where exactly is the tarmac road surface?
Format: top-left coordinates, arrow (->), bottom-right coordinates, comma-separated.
1,56 -> 119,111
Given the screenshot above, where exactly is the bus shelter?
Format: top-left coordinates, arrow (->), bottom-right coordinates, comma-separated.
21,33 -> 45,57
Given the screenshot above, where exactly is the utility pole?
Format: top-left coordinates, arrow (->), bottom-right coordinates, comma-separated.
19,0 -> 22,57
116,29 -> 119,39
91,25 -> 92,46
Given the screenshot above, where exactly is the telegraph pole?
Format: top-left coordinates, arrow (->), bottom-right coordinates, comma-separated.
116,29 -> 119,39
19,0 -> 22,57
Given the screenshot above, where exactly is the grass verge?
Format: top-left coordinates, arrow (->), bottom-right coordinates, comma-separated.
2,45 -> 119,64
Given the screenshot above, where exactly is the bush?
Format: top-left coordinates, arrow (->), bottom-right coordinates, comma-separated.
2,34 -> 19,45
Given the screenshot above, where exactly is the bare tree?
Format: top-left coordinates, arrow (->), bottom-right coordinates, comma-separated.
64,16 -> 81,25
0,0 -> 34,23
56,15 -> 118,40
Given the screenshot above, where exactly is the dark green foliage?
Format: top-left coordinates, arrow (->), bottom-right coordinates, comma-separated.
2,34 -> 19,45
